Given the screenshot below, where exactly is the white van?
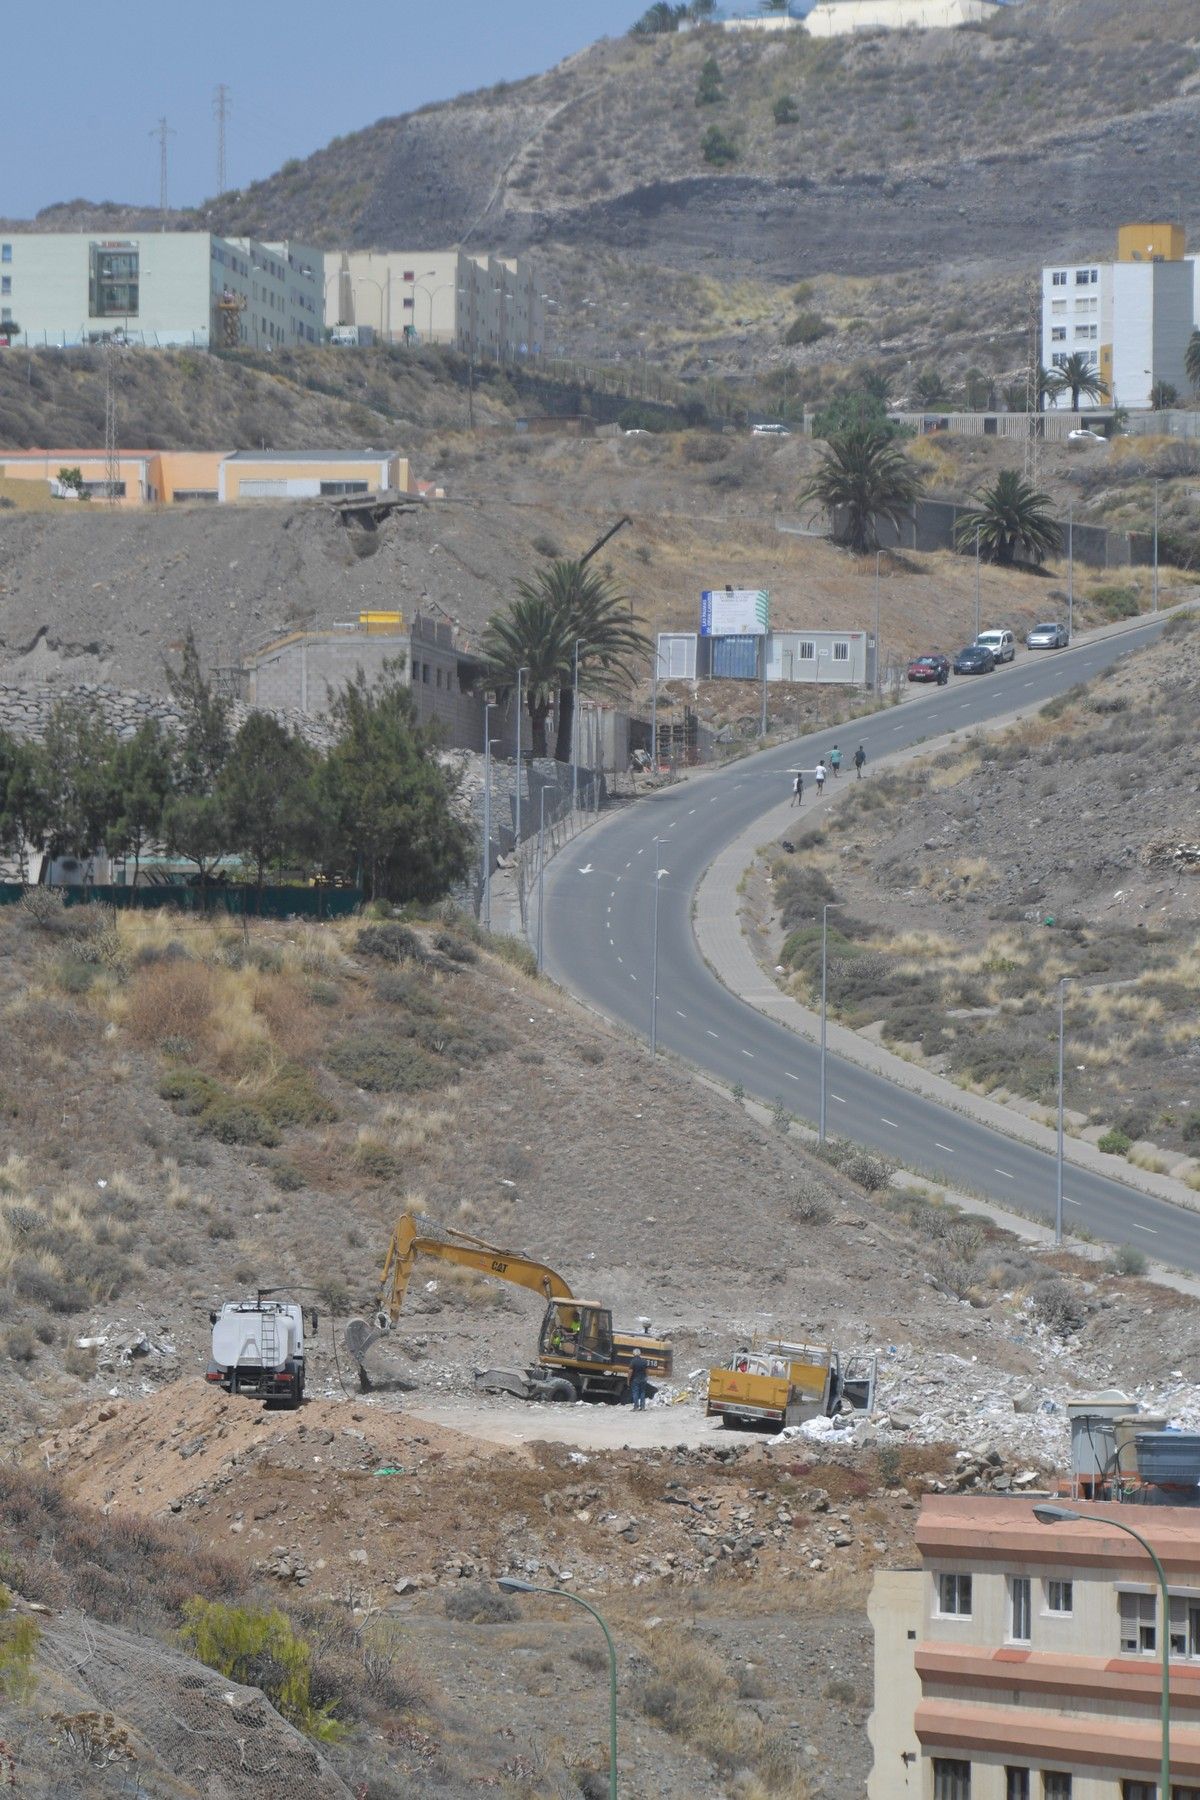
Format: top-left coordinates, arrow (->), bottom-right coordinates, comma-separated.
975,628 -> 1015,664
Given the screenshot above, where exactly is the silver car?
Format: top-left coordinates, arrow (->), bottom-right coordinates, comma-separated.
1026,621 -> 1069,649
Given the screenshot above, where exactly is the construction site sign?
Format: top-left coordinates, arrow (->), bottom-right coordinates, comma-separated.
700,589 -> 770,636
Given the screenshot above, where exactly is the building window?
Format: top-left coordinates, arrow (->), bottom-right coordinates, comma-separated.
833,641 -> 849,661
1043,1776 -> 1071,1800
89,244 -> 140,318
936,1574 -> 972,1617
1011,1577 -> 1032,1643
934,1761 -> 971,1800
1166,1599 -> 1200,1658
411,660 -> 419,682
422,663 -> 430,684
1051,300 -> 1067,314
402,298 -> 414,310
1045,1580 -> 1073,1615
798,640 -> 815,660
1120,1592 -> 1157,1654
318,481 -> 370,497
435,668 -> 442,689
403,269 -> 414,281
1051,327 -> 1066,342
0,244 -> 10,263
1051,270 -> 1067,286
1123,1785 -> 1156,1800
1007,1773 -> 1031,1800
1,309 -> 10,324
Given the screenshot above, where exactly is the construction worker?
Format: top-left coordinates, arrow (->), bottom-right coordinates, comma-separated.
630,1351 -> 649,1411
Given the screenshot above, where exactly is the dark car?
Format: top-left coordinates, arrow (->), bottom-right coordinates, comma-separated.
907,654 -> 951,685
954,644 -> 995,675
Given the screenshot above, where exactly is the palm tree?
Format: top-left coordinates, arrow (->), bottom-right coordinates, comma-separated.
954,470 -> 1063,567
480,594 -> 570,758
801,426 -> 925,556
1056,353 -> 1108,411
912,369 -> 950,409
1186,330 -> 1200,395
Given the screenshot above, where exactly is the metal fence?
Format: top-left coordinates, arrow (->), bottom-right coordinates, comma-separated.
0,883 -> 362,918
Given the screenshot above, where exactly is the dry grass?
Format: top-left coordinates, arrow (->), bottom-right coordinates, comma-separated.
638,1626 -> 810,1799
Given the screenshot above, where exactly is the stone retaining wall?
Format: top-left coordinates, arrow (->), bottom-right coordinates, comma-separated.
0,682 -> 338,750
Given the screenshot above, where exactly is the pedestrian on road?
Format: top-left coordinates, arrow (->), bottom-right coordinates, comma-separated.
829,745 -> 842,778
630,1352 -> 649,1411
853,744 -> 866,779
791,771 -> 803,807
814,760 -> 826,796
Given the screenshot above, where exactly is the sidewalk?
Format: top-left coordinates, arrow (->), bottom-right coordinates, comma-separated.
693,607 -> 1200,1219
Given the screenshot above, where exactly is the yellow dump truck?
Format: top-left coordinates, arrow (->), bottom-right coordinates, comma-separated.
706,1338 -> 877,1431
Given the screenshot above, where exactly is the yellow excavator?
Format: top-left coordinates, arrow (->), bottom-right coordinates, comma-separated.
344,1213 -> 672,1403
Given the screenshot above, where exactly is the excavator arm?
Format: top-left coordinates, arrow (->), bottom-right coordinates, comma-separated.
344,1213 -> 574,1384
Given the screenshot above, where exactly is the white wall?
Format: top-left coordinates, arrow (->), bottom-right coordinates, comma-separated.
1112,261 -> 1193,410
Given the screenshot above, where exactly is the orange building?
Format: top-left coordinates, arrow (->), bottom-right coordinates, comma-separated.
0,447 -> 414,507
870,1496 -> 1200,1800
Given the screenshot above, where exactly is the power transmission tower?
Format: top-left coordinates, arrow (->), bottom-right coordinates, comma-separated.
150,116 -> 176,224
1024,277 -> 1042,486
103,338 -> 120,507
214,84 -> 231,194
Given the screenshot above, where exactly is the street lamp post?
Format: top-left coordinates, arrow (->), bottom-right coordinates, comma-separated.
482,703 -> 495,931
1033,1505 -> 1170,1800
514,667 -> 528,848
874,550 -> 882,697
760,633 -> 769,739
974,526 -> 981,641
1056,975 -> 1073,1247
571,637 -> 583,814
535,786 -> 548,973
650,648 -> 658,770
819,903 -> 834,1145
1153,477 -> 1160,614
1067,503 -> 1074,643
497,1578 -> 618,1800
651,839 -> 666,1056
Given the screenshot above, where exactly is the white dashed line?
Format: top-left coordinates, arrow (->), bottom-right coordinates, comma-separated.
994,1168 -> 1015,1180
880,1117 -> 899,1129
676,1010 -> 687,1019
1065,1198 -> 1082,1208
1131,1222 -> 1156,1235
785,1071 -> 799,1081
935,1142 -> 955,1154
616,955 -> 623,965
831,1094 -> 846,1104
706,1029 -> 719,1039
741,1049 -> 754,1059
688,808 -> 696,815
629,974 -> 637,983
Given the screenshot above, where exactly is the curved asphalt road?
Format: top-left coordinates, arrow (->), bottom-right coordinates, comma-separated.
543,617 -> 1200,1272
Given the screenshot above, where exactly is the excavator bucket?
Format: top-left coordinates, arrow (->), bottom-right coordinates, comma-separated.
344,1316 -> 386,1389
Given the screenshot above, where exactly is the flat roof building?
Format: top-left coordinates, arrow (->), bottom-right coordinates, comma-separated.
0,447 -> 414,507
1042,223 -> 1194,412
0,231 -> 322,350
324,248 -> 543,362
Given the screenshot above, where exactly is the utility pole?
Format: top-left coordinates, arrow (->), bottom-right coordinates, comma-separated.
1067,503 -> 1074,641
482,703 -> 494,931
151,116 -> 176,225
514,668 -> 527,848
1153,478 -> 1160,613
103,338 -> 120,507
974,527 -> 981,640
874,551 -> 882,696
214,85 -> 231,195
1024,277 -> 1042,486
1055,977 -> 1073,1247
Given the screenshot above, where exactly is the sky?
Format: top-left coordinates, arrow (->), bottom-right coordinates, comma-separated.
5,1 -> 638,220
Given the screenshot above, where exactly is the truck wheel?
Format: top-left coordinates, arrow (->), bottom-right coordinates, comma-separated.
543,1378 -> 577,1403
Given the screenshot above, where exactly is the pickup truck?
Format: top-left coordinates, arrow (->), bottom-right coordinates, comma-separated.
706,1339 -> 877,1431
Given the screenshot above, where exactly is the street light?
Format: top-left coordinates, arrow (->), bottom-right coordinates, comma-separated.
417,279 -> 455,346
1153,477 -> 1160,614
571,637 -> 585,814
536,785 -> 548,973
819,902 -> 835,1145
649,646 -> 658,770
974,526 -> 981,641
1055,976 -> 1073,1247
874,550 -> 882,697
496,1578 -> 618,1800
1033,1505 -> 1170,1800
481,703 -> 497,931
651,839 -> 667,1056
1067,503 -> 1074,643
514,667 -> 528,848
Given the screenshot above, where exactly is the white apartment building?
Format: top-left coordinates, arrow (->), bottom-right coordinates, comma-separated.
1042,224 -> 1195,412
0,232 -> 322,351
324,249 -> 543,361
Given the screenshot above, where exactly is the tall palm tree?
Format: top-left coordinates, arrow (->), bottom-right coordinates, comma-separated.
801,426 -> 925,556
954,470 -> 1062,567
1056,353 -> 1108,411
480,594 -> 570,758
1186,330 -> 1200,396
912,369 -> 950,409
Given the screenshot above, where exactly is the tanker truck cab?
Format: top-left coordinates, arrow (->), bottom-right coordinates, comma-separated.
207,1298 -> 310,1408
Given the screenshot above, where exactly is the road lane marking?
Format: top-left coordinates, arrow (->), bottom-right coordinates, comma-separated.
676,1010 -> 687,1019
786,1071 -> 799,1081
629,974 -> 637,982
994,1168 -> 1015,1180
688,808 -> 696,815
880,1116 -> 898,1128
1066,1198 -> 1082,1208
741,1049 -> 754,1058
1131,1222 -> 1156,1234
707,1029 -> 719,1038
831,1094 -> 846,1104
935,1142 -> 955,1153
616,955 -> 623,964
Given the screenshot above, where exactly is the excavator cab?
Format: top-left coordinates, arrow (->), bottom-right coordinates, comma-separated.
540,1300 -> 614,1364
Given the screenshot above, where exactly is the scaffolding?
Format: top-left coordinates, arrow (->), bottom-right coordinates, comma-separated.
215,288 -> 247,349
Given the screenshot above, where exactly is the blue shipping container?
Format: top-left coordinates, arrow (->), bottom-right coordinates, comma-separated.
711,636 -> 760,680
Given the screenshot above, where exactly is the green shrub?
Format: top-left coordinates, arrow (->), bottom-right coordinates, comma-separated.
326,1033 -> 444,1094
1089,584 -> 1140,621
443,1585 -> 520,1624
353,1140 -> 402,1181
434,931 -> 477,965
696,57 -> 723,105
203,1099 -> 280,1148
0,1588 -> 39,1701
356,923 -> 423,964
1110,1244 -> 1148,1276
784,312 -> 833,347
260,1065 -> 337,1129
700,126 -> 738,166
813,1139 -> 895,1193
1098,1127 -> 1132,1156
270,1161 -> 306,1193
772,93 -> 799,125
181,1599 -> 342,1742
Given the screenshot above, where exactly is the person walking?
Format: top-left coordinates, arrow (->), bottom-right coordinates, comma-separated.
630,1352 -> 649,1411
853,744 -> 866,779
829,744 -> 842,779
814,759 -> 826,797
791,770 -> 803,807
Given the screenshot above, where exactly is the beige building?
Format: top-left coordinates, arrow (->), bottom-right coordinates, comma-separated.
870,1496 -> 1200,1800
324,248 -> 543,361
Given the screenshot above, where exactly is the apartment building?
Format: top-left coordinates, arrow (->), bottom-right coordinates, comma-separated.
324,248 -> 543,361
0,232 -> 322,350
1042,224 -> 1194,412
870,1496 -> 1200,1800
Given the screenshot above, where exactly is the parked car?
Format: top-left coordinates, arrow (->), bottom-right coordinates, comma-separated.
751,423 -> 791,437
975,628 -> 1015,664
1068,428 -> 1106,442
954,644 -> 996,675
907,654 -> 951,685
1026,620 -> 1070,649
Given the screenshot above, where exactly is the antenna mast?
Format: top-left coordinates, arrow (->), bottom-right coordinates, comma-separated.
151,116 -> 176,225
214,85 -> 231,194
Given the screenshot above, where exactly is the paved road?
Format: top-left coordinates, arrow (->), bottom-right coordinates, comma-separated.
544,618 -> 1200,1272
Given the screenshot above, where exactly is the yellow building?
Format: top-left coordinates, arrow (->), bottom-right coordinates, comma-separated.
0,446 -> 414,507
216,449 -> 414,502
1117,223 -> 1187,264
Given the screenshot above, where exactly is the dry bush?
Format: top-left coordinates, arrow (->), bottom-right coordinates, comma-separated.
252,976 -> 319,1058
125,960 -> 216,1048
640,1628 -> 806,1796
443,1585 -> 520,1624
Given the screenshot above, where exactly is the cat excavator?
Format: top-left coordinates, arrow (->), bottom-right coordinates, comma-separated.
345,1213 -> 672,1404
